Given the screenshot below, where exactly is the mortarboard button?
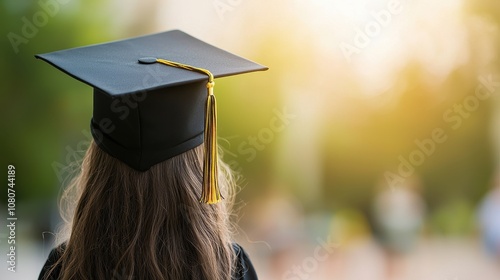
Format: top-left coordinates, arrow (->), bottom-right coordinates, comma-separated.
138,57 -> 158,64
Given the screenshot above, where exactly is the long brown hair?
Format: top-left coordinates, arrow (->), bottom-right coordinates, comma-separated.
46,141 -> 237,280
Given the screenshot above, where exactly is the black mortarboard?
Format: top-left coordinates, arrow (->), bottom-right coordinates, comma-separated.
36,30 -> 267,204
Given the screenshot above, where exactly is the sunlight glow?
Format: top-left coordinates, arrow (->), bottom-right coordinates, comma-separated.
291,0 -> 493,100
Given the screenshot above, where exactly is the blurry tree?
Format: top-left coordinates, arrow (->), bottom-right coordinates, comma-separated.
0,0 -> 114,203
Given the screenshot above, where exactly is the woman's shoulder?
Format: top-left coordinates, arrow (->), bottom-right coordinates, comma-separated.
232,243 -> 259,280
38,243 -> 66,280
39,243 -> 257,280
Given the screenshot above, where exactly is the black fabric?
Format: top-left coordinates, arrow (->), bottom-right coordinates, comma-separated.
231,243 -> 259,280
38,243 -> 258,280
90,82 -> 206,171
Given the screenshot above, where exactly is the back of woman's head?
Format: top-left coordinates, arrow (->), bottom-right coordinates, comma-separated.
50,141 -> 236,280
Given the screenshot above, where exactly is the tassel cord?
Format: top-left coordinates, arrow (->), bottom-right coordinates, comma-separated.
155,58 -> 222,204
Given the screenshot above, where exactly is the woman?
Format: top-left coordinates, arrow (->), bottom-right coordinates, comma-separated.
36,30 -> 267,280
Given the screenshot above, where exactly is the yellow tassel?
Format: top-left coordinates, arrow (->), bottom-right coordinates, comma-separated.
150,57 -> 223,204
200,82 -> 222,204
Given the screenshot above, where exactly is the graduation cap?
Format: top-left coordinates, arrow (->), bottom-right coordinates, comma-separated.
35,30 -> 267,204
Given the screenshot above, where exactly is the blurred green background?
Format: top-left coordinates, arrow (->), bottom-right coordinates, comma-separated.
1,0 -> 500,279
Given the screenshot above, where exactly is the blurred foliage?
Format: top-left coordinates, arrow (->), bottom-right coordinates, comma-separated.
0,0 -> 113,202
429,199 -> 477,236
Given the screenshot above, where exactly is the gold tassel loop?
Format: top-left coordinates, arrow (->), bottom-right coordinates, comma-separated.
150,57 -> 222,204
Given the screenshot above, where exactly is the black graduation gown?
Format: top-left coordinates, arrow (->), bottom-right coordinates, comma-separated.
38,243 -> 258,280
